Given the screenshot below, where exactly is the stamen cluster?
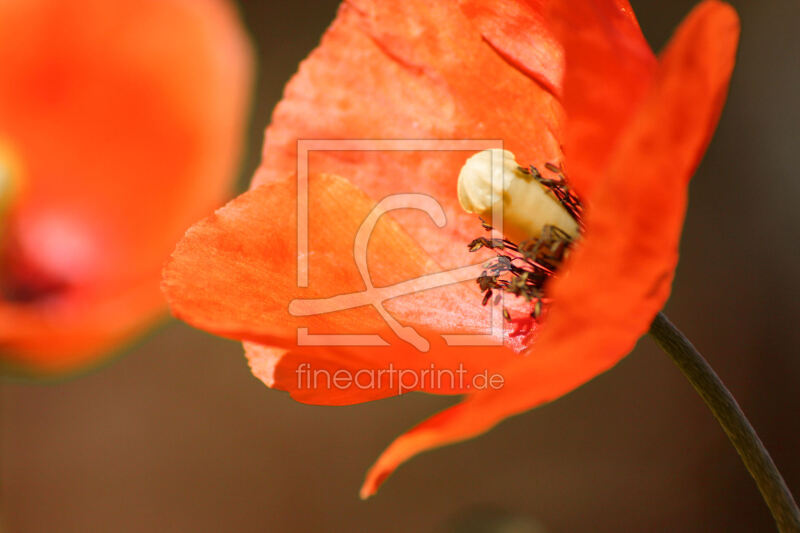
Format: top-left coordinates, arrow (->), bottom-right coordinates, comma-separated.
468,163 -> 583,325
518,163 -> 584,230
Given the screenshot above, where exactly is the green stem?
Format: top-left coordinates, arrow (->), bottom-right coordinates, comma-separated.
649,312 -> 800,532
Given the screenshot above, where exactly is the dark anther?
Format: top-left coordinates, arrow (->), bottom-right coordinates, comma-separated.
467,162 -> 585,327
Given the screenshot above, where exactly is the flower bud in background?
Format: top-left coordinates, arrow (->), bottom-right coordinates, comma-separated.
0,0 -> 253,375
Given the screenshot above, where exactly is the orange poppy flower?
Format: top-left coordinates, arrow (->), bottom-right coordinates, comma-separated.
163,0 -> 739,497
0,0 -> 252,374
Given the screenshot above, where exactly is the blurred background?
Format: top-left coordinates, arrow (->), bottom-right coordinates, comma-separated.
2,1 -> 799,531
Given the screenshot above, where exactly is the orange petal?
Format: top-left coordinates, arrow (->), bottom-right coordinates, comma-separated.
255,0 -> 563,270
458,0 -> 563,95
547,0 -> 657,199
0,0 -> 252,371
164,173 -> 524,405
361,0 -> 740,497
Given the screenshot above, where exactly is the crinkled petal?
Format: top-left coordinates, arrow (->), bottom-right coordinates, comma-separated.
458,0 -> 562,95
361,0 -> 740,497
164,173 -> 525,405
255,0 -> 563,270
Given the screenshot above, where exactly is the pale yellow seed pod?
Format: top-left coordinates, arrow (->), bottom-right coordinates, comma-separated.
457,149 -> 579,243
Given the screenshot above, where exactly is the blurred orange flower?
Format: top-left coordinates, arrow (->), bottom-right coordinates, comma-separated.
0,0 -> 252,374
163,0 -> 738,496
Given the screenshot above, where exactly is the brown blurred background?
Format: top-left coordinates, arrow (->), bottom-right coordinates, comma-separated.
2,1 -> 799,531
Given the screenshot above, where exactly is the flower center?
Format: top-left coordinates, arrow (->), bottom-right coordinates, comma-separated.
458,149 -> 584,333
457,149 -> 580,242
